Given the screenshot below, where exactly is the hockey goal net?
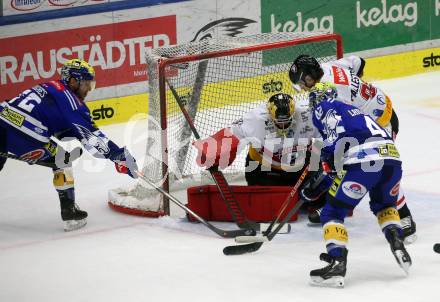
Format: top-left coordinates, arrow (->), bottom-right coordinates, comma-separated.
108,31 -> 343,217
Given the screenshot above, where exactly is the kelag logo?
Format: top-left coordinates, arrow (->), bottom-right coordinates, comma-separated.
423,53 -> 440,68
270,12 -> 333,33
92,105 -> 114,121
356,0 -> 418,28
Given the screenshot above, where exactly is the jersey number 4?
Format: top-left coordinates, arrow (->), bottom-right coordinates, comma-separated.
364,116 -> 387,138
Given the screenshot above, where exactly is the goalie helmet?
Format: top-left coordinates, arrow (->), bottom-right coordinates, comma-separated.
308,82 -> 338,109
267,93 -> 295,135
61,59 -> 96,89
289,55 -> 323,85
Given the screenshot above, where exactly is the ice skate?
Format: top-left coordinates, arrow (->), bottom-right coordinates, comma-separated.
310,249 -> 347,288
400,216 -> 417,244
388,227 -> 412,275
61,203 -> 88,232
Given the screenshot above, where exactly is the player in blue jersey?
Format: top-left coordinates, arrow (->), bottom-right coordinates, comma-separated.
290,55 -> 416,243
306,82 -> 411,287
0,59 -> 138,231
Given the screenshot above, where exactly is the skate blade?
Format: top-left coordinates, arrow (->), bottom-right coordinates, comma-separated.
394,250 -> 411,275
235,235 -> 269,243
404,234 -> 417,245
310,276 -> 344,288
64,218 -> 87,232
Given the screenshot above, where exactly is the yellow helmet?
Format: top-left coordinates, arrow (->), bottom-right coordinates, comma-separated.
61,59 -> 95,82
267,93 -> 295,135
309,82 -> 337,108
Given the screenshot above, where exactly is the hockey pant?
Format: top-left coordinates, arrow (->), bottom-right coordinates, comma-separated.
320,162 -> 403,257
0,125 -> 75,195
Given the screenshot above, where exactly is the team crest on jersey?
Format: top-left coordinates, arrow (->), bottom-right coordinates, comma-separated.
342,181 -> 367,199
73,123 -> 110,155
323,109 -> 344,143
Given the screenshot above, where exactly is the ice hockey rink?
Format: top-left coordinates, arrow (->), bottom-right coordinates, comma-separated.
1,71 -> 440,302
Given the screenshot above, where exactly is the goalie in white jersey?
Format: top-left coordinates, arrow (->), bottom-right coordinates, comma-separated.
193,93 -> 316,189
288,54 -> 416,242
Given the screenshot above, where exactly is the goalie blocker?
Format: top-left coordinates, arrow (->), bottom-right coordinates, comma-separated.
193,128 -> 239,170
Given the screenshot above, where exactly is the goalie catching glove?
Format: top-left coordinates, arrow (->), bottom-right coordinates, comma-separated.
110,147 -> 138,178
193,128 -> 240,169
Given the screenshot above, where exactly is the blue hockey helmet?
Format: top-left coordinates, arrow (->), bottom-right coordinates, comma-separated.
61,59 -> 95,84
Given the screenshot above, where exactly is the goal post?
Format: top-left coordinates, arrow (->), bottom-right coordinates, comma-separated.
108,31 -> 343,217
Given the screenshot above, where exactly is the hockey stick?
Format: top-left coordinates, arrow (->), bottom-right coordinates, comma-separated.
165,78 -> 258,232
135,171 -> 255,238
223,165 -> 309,255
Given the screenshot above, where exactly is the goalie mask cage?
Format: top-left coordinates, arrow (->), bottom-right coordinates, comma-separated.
108,31 -> 343,217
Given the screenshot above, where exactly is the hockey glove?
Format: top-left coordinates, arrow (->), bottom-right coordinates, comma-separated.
111,148 -> 138,179
300,165 -> 334,203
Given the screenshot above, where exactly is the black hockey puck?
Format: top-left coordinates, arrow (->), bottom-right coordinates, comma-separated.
434,243 -> 440,254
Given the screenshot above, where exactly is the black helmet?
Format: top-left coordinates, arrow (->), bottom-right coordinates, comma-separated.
289,55 -> 323,84
267,93 -> 295,135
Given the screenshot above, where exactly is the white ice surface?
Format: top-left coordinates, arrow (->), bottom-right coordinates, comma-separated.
1,71 -> 440,302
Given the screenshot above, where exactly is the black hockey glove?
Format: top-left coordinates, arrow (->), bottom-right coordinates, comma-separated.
300,164 -> 334,203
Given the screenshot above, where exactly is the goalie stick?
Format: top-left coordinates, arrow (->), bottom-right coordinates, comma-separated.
165,78 -> 258,233
223,165 -> 309,255
135,171 -> 256,238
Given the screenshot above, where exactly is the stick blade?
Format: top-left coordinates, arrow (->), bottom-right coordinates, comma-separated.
235,235 -> 269,243
223,242 -> 264,256
219,228 -> 256,238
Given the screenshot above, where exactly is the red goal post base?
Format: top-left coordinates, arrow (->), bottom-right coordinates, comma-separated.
107,201 -> 166,218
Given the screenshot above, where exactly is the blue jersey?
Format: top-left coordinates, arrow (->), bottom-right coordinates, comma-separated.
0,80 -> 122,159
311,98 -> 400,166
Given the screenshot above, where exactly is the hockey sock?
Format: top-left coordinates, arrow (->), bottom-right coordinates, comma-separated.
323,221 -> 348,258
377,207 -> 402,240
53,168 -> 74,191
